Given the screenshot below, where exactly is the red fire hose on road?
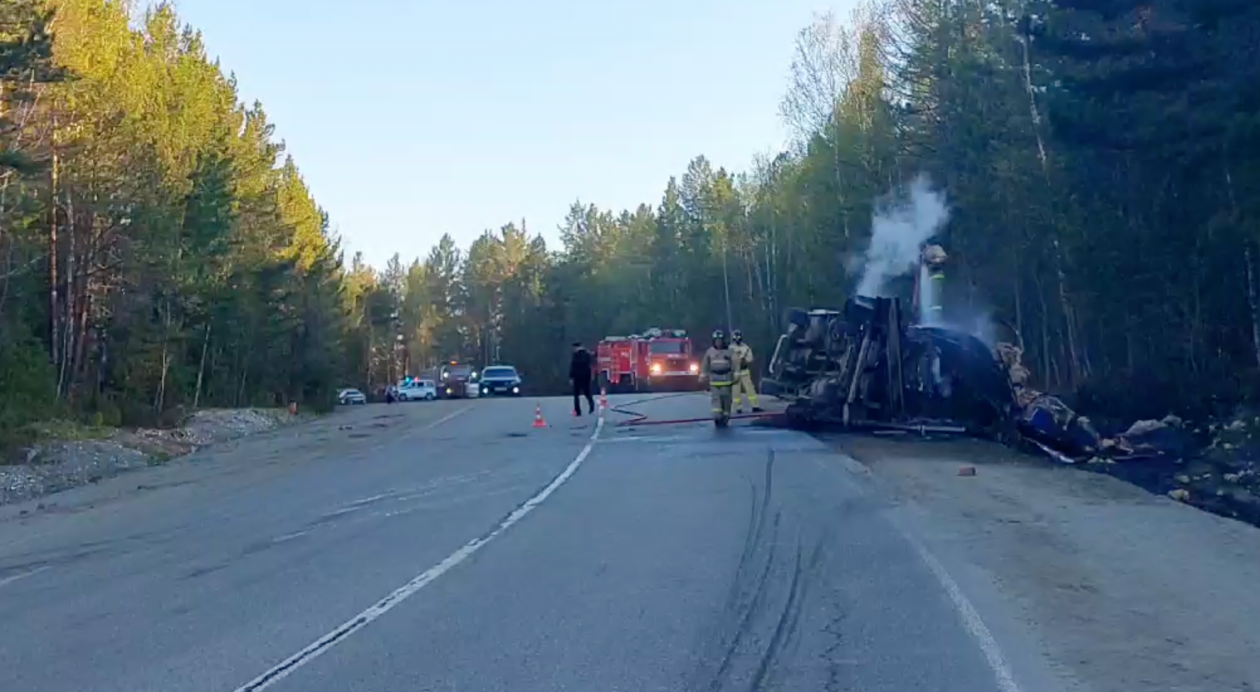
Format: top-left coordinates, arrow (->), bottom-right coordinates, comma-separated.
605,392 -> 783,427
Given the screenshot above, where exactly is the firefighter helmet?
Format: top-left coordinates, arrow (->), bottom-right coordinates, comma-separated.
731,329 -> 743,343
712,329 -> 725,343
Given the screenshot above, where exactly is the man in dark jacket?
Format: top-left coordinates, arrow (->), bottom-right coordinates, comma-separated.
569,342 -> 595,416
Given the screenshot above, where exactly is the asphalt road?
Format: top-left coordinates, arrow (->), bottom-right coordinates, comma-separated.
0,394 -> 1039,692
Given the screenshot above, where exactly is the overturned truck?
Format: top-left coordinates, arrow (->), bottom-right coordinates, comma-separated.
762,297 -> 1018,439
762,294 -> 1165,462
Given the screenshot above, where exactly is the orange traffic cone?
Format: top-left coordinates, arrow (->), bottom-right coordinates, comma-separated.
600,386 -> 608,410
533,404 -> 547,428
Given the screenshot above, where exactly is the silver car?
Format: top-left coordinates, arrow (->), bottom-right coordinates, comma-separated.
338,388 -> 367,405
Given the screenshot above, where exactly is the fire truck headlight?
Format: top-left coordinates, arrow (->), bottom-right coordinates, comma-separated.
689,362 -> 699,373
651,362 -> 662,374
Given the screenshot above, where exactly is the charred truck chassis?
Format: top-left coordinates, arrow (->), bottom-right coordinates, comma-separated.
762,296 -> 1019,439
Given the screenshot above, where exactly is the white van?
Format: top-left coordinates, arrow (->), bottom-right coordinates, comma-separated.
396,379 -> 437,401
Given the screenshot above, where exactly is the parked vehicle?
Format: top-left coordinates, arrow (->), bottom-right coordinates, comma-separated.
396,379 -> 437,401
479,365 -> 522,395
338,388 -> 367,405
438,361 -> 477,398
596,327 -> 700,392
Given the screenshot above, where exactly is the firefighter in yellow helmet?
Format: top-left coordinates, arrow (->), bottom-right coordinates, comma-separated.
729,329 -> 763,414
699,329 -> 735,426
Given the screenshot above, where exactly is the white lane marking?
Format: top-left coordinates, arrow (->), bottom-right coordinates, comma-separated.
269,530 -> 311,544
901,532 -> 1023,692
603,434 -> 688,443
422,405 -> 472,431
0,565 -> 50,589
812,453 -> 1023,692
231,415 -> 605,692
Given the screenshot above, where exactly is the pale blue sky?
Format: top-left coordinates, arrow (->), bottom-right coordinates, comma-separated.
172,0 -> 851,268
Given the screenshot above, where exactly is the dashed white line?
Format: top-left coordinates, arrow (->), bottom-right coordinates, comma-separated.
230,415 -> 605,692
423,405 -> 472,431
269,530 -> 311,544
0,565 -> 50,589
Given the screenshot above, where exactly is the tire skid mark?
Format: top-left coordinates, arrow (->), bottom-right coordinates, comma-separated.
732,450 -> 775,593
706,448 -> 780,692
708,512 -> 782,692
750,538 -> 826,691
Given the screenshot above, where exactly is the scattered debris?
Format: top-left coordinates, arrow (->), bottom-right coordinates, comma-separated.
761,288 -> 1260,527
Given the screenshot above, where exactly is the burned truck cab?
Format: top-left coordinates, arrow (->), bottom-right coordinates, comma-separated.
766,295 -> 1016,436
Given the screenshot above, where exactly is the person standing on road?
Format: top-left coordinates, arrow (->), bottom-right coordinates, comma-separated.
700,329 -> 736,424
730,329 -> 763,414
569,342 -> 595,416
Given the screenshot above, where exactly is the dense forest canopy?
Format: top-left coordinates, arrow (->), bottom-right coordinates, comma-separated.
1,0 -> 1258,440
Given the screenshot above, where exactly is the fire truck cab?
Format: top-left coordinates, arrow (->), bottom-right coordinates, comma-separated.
596,328 -> 700,393
437,360 -> 478,398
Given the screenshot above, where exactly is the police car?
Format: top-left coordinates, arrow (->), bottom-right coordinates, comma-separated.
395,378 -> 437,401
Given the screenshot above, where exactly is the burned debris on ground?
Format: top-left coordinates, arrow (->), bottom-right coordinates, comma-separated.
762,293 -> 1260,528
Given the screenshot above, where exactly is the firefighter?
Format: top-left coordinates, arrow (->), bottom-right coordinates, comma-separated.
699,329 -> 735,426
730,329 -> 763,414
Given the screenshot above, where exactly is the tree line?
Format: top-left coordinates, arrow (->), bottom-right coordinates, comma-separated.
0,0 -> 347,440
2,0 -> 1258,444
368,0 -> 1260,421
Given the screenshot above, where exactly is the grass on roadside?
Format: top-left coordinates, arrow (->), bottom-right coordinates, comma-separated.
26,419 -> 116,442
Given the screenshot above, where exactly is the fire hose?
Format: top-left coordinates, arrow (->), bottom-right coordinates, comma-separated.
606,392 -> 782,427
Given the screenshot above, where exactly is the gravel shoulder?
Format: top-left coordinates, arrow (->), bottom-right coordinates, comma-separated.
0,408 -> 306,508
829,434 -> 1260,692
0,403 -> 441,524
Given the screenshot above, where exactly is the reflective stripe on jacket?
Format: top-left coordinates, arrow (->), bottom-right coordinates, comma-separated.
732,342 -> 753,371
703,347 -> 735,384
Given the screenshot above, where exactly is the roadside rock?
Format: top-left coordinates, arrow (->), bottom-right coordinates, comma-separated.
178,408 -> 288,446
0,408 -> 297,507
0,440 -> 151,505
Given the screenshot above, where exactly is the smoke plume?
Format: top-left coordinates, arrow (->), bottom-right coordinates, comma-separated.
854,174 -> 950,298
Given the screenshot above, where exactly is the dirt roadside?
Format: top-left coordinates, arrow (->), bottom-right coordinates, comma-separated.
0,403 -> 437,517
829,434 -> 1260,692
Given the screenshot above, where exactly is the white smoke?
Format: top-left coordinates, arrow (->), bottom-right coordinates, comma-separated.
854,174 -> 950,298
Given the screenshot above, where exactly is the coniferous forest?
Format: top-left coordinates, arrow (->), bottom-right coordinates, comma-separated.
1,1 -> 1258,441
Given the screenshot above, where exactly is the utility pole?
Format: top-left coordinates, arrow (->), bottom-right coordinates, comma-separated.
721,229 -> 733,332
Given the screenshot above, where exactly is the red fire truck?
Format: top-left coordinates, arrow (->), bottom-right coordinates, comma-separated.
596,328 -> 701,392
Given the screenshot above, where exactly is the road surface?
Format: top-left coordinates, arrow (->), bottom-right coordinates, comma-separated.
0,393 -> 1253,692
